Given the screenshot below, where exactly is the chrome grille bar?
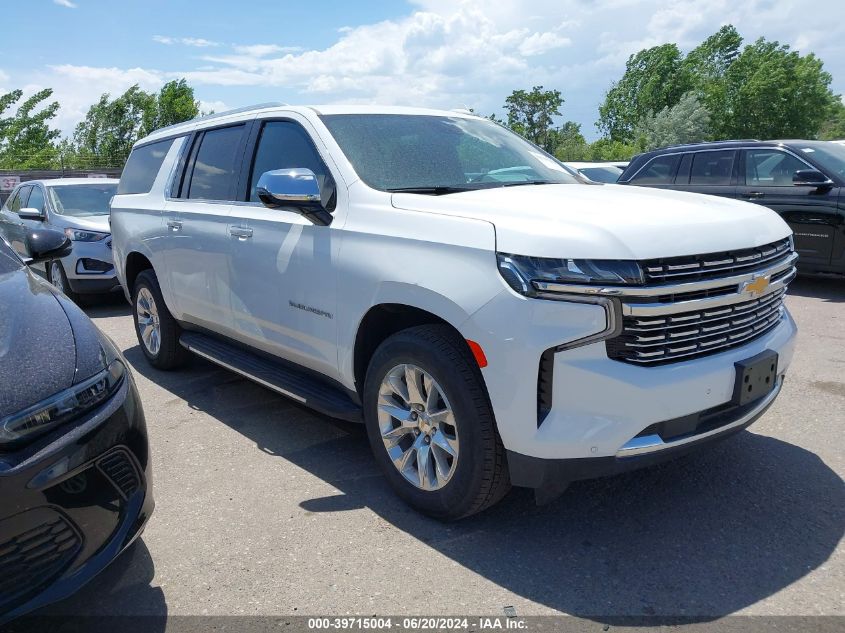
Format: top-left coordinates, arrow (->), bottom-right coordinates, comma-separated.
642,237 -> 791,282
531,236 -> 796,366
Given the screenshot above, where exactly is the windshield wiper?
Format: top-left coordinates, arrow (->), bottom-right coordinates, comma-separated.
386,186 -> 475,195
501,180 -> 555,187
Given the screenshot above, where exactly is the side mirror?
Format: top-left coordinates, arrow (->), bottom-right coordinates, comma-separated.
256,169 -> 332,226
24,228 -> 72,265
18,207 -> 45,221
793,169 -> 834,188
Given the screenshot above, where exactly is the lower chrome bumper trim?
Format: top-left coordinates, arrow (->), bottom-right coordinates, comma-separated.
615,376 -> 783,457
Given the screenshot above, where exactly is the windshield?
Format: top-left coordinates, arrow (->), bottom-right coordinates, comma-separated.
579,166 -> 623,183
795,142 -> 845,180
320,114 -> 579,193
47,183 -> 117,217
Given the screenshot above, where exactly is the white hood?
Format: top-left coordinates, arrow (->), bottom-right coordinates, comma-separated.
391,184 -> 792,259
58,214 -> 111,233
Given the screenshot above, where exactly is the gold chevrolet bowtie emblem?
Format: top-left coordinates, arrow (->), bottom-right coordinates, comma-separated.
743,276 -> 770,296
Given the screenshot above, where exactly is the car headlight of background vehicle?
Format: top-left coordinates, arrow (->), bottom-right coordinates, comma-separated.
498,253 -> 643,296
0,334 -> 125,447
64,228 -> 110,242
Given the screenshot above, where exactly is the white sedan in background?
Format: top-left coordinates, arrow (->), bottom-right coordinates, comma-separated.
565,161 -> 624,183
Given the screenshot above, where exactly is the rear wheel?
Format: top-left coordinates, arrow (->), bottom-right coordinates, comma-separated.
363,325 -> 510,520
132,269 -> 189,370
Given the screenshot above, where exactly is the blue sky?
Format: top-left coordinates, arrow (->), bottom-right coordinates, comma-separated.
3,0 -> 845,141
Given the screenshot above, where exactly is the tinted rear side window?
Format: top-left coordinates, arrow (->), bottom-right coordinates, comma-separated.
118,138 -> 176,194
187,125 -> 246,200
690,150 -> 735,185
629,155 -> 679,184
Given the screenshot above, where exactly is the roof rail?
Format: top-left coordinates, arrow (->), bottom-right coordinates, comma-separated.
150,102 -> 289,136
656,139 -> 761,151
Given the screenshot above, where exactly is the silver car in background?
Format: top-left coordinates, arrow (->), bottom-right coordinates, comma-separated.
0,178 -> 119,303
564,161 -> 624,183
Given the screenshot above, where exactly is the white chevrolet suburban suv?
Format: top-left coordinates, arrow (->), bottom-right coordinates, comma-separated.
111,104 -> 798,519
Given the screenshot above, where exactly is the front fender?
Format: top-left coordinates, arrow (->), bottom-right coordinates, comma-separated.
335,205 -> 502,389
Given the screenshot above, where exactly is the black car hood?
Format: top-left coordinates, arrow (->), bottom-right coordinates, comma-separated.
0,267 -> 104,419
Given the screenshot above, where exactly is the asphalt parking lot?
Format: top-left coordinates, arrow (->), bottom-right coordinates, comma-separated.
38,277 -> 844,619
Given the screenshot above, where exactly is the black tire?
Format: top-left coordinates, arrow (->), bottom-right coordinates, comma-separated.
48,260 -> 81,304
132,269 -> 189,370
363,324 -> 510,520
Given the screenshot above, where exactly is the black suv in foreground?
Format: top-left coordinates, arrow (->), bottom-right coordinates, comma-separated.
619,140 -> 845,276
0,231 -> 152,623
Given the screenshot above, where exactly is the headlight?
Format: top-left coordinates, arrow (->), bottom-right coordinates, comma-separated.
498,253 -> 643,296
0,360 -> 125,447
64,228 -> 109,242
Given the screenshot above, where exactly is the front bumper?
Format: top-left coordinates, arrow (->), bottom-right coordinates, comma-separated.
61,240 -> 118,295
0,372 -> 152,623
463,287 -> 797,474
507,374 -> 783,488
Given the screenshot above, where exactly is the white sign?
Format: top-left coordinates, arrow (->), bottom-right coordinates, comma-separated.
1,176 -> 20,192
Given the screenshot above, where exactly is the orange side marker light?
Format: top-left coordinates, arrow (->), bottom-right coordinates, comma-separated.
466,340 -> 488,368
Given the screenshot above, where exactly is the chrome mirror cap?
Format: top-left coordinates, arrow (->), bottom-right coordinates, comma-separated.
256,168 -> 321,208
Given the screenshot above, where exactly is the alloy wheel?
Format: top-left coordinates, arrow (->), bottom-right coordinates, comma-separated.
377,364 -> 459,491
50,262 -> 64,293
136,287 -> 161,355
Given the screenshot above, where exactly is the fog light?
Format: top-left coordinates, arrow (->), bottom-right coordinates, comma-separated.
77,258 -> 114,274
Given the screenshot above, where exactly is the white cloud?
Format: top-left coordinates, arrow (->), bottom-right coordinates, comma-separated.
519,32 -> 572,56
198,100 -> 231,115
53,0 -> 77,7
232,44 -> 302,57
15,0 -> 845,139
153,35 -> 219,47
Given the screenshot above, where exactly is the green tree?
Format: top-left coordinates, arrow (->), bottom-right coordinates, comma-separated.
0,89 -> 61,168
598,44 -> 692,142
503,86 -> 563,152
597,26 -> 836,143
633,92 -> 712,150
586,138 -> 639,161
553,121 -> 590,161
70,85 -> 156,167
717,38 -> 834,139
818,99 -> 845,140
67,79 -> 200,168
683,25 -> 742,123
153,79 -> 200,129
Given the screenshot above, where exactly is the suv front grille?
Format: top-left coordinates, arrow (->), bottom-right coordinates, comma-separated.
641,237 -> 791,283
607,288 -> 786,365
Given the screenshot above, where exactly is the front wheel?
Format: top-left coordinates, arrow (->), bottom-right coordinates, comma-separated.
48,260 -> 80,303
132,270 -> 189,370
363,325 -> 510,520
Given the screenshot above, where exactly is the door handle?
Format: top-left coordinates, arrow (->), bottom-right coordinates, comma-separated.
229,226 -> 253,240
167,220 -> 182,232
741,191 -> 765,199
